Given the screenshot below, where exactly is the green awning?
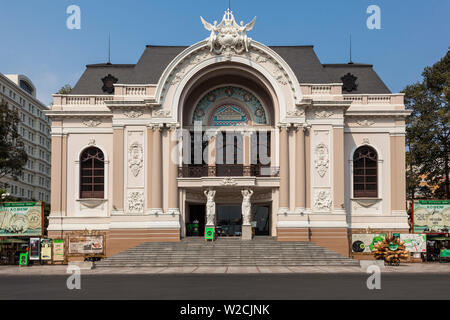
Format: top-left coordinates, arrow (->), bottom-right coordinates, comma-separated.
0,239 -> 28,244
428,237 -> 450,241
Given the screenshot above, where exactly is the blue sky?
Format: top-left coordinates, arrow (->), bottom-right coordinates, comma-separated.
0,0 -> 448,105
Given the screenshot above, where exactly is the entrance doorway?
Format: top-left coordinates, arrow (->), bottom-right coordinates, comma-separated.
253,205 -> 271,236
216,205 -> 242,237
187,204 -> 205,236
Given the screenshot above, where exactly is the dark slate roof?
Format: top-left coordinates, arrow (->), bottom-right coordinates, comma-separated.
323,63 -> 391,94
71,63 -> 135,95
270,46 -> 333,84
71,45 -> 390,95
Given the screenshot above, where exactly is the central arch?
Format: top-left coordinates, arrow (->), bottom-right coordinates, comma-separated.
154,40 -> 303,124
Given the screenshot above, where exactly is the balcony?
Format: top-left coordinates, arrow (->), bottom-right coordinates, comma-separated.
178,165 -> 279,178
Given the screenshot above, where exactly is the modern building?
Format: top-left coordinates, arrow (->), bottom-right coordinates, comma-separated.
0,73 -> 51,203
47,9 -> 410,257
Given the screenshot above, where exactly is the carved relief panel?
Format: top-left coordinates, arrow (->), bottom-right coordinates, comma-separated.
310,127 -> 333,213
125,129 -> 145,214
311,129 -> 331,187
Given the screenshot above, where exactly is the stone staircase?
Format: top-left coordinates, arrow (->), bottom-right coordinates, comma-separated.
96,237 -> 358,267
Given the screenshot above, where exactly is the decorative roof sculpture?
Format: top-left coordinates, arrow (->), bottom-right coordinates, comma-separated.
200,9 -> 256,56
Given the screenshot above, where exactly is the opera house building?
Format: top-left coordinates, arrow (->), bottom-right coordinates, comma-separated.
47,10 -> 410,257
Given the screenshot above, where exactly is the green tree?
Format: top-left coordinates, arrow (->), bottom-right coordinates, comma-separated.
57,84 -> 72,94
0,100 -> 28,182
405,51 -> 449,199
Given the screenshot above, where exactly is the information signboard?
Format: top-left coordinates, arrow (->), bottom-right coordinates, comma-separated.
351,234 -> 386,253
40,239 -> 52,261
413,200 -> 450,234
29,237 -> 40,261
400,234 -> 427,253
67,231 -> 106,258
53,239 -> 65,262
0,202 -> 43,237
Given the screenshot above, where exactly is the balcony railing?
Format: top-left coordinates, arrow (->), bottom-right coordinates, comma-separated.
178,165 -> 279,178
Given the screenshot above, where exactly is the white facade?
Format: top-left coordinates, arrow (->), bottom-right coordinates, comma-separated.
46,10 -> 410,257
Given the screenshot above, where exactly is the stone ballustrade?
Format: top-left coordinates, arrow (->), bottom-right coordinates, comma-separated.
52,95 -> 113,107
299,84 -> 404,106
343,94 -> 404,105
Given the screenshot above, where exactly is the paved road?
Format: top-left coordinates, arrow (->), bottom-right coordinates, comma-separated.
0,273 -> 449,300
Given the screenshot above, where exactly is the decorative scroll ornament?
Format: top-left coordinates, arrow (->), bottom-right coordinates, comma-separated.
204,189 -> 216,226
286,108 -> 305,117
220,177 -> 237,186
128,142 -> 143,177
128,192 -> 144,213
315,110 -> 334,118
124,110 -> 143,118
314,190 -> 332,210
241,189 -> 254,225
314,143 -> 329,177
357,119 -> 374,127
201,9 -> 256,56
82,120 -> 101,127
152,109 -> 171,117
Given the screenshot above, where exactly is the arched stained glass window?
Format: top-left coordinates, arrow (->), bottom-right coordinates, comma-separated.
80,147 -> 105,199
213,104 -> 248,126
353,146 -> 378,198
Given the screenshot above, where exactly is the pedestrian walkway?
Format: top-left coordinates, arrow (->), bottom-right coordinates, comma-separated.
1,263 -> 449,275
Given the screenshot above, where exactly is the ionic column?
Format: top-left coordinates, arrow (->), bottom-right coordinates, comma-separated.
146,126 -> 153,210
333,126 -> 345,212
50,134 -> 63,215
391,132 -> 407,215
112,128 -> 124,212
305,126 -> 311,212
167,124 -> 180,214
243,130 -> 253,176
295,124 -> 305,212
61,134 -> 67,214
278,124 -> 290,212
207,132 -> 216,176
151,124 -> 163,214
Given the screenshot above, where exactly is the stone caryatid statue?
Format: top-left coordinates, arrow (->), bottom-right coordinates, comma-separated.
204,189 -> 216,226
200,9 -> 256,55
241,189 -> 254,226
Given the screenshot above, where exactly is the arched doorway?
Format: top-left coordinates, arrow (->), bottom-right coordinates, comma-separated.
178,63 -> 279,238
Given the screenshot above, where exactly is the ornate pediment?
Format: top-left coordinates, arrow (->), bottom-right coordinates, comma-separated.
201,9 -> 256,56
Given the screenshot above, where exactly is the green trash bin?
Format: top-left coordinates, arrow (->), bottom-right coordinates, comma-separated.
205,227 -> 214,241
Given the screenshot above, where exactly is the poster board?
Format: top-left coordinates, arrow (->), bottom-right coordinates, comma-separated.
0,202 -> 43,237
351,234 -> 386,253
400,234 -> 426,253
52,239 -> 65,262
66,231 -> 106,258
40,239 -> 52,261
413,200 -> 450,234
29,237 -> 40,261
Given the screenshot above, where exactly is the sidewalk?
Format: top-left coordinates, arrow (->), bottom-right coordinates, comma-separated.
0,263 -> 449,275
